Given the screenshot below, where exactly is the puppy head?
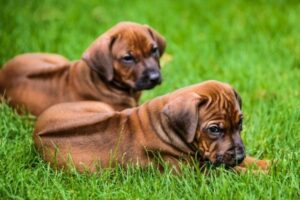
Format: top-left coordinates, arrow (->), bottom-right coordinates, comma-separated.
162,80 -> 245,167
82,22 -> 166,91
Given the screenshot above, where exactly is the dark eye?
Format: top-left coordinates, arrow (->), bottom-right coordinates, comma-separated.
151,46 -> 159,56
207,125 -> 222,137
122,55 -> 135,64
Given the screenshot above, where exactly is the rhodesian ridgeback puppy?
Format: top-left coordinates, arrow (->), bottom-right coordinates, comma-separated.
0,22 -> 166,115
34,80 -> 269,172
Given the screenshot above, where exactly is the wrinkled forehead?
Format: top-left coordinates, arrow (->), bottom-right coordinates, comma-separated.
200,90 -> 242,126
111,27 -> 155,55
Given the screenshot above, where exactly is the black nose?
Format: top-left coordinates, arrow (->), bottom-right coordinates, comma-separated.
235,153 -> 245,164
234,146 -> 245,164
148,71 -> 161,82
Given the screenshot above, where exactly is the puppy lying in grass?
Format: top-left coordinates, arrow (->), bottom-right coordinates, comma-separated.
34,80 -> 269,173
0,22 -> 166,115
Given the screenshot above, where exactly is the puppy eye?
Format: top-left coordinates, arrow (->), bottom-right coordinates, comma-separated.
122,55 -> 135,64
207,125 -> 222,137
151,46 -> 159,56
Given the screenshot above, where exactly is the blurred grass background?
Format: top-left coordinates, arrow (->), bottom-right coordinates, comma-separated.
0,0 -> 299,199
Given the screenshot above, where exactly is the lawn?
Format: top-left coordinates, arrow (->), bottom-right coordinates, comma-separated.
0,0 -> 300,199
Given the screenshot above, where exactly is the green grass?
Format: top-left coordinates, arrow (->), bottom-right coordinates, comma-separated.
1,0 -> 300,199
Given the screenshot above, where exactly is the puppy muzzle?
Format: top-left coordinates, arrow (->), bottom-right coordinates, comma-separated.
214,146 -> 245,167
135,69 -> 162,90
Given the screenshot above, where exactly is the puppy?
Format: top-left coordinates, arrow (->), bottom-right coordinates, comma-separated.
0,22 -> 166,115
33,80 -> 269,172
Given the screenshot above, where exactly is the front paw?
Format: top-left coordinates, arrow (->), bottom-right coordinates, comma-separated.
233,165 -> 269,174
255,159 -> 270,170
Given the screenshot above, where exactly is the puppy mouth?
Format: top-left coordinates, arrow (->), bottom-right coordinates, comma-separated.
136,81 -> 161,90
135,75 -> 162,90
209,153 -> 245,168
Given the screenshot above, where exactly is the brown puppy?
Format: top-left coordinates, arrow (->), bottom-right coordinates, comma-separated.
0,22 -> 166,115
34,80 -> 269,172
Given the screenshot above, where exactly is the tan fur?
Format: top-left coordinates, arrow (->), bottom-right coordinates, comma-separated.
0,22 -> 166,115
33,80 -> 269,172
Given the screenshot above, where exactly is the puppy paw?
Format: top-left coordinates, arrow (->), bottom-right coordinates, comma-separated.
233,166 -> 269,174
255,159 -> 270,171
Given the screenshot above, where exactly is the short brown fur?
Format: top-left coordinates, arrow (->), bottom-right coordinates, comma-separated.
0,22 -> 166,115
33,80 -> 269,173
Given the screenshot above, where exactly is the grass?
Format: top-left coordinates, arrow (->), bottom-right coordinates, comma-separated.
0,0 -> 300,199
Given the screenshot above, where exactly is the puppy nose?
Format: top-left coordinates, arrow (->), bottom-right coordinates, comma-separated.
148,71 -> 161,82
216,154 -> 223,164
235,153 -> 245,164
234,146 -> 245,164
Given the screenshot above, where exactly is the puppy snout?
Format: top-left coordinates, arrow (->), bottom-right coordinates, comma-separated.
216,154 -> 223,165
147,70 -> 161,83
235,153 -> 245,165
149,71 -> 160,80
234,146 -> 245,164
215,146 -> 245,167
135,70 -> 162,90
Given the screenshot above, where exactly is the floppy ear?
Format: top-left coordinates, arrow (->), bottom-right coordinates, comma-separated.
82,35 -> 116,81
144,25 -> 166,57
233,88 -> 242,109
162,93 -> 207,143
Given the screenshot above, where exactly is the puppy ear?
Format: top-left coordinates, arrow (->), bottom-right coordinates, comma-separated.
162,93 -> 207,143
144,25 -> 166,57
233,88 -> 242,109
82,35 -> 116,81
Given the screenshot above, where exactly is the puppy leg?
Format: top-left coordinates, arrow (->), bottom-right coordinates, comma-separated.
240,156 -> 270,170
234,156 -> 270,173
